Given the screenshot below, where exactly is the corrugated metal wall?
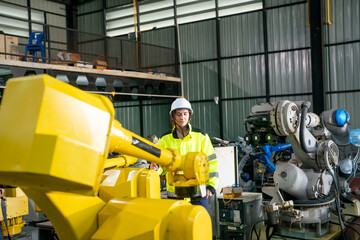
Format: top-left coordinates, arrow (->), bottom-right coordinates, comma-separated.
267,4 -> 310,51
114,99 -> 173,138
110,2 -> 314,141
178,20 -> 218,138
140,27 -> 175,48
192,101 -> 220,138
77,5 -> 106,60
84,0 -> 360,140
222,99 -> 266,141
4,0 -> 26,6
265,0 -> 303,8
220,56 -> 265,140
324,0 -> 360,128
78,0 -> 104,35
266,2 -> 312,97
78,12 -> 104,35
183,61 -> 218,101
46,14 -> 66,27
325,0 -> 360,44
219,10 -> 266,140
181,59 -> 219,137
270,95 -> 312,104
31,0 -> 65,15
78,0 -> 103,14
221,57 -> 265,98
142,99 -> 172,138
326,44 -> 360,92
114,101 -> 141,135
268,50 -> 312,95
180,20 -> 217,62
106,0 -> 133,9
220,12 -> 264,56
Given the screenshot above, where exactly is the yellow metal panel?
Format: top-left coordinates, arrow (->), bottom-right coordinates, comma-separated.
138,170 -> 160,199
4,195 -> 28,219
0,74 -> 114,195
163,203 -> 211,239
1,217 -> 25,236
92,198 -> 211,240
25,189 -> 105,240
99,168 -> 160,202
0,188 -> 28,220
0,188 -> 28,236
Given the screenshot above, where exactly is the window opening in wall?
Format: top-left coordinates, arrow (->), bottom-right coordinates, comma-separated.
105,0 -> 263,37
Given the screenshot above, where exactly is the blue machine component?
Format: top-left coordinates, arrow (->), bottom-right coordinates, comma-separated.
259,143 -> 292,173
259,155 -> 276,173
334,109 -> 350,126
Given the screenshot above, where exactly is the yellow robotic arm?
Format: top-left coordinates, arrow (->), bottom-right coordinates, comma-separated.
0,74 -> 211,240
109,120 -> 209,187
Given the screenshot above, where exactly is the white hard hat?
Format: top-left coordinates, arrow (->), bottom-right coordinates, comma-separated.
170,98 -> 193,115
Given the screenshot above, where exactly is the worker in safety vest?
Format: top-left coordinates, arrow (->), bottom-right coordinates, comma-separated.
150,97 -> 219,212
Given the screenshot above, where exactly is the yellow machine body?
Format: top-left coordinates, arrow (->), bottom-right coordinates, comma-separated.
0,74 -> 211,240
99,167 -> 161,202
92,198 -> 211,240
0,74 -> 113,195
0,188 -> 28,236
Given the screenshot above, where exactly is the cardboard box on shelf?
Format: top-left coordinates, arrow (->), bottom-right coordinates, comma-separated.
93,59 -> 107,70
57,51 -> 81,62
5,35 -> 19,60
71,53 -> 81,62
0,34 -> 5,60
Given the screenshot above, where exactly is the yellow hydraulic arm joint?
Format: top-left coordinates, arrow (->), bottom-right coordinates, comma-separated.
109,120 -> 209,187
103,154 -> 138,169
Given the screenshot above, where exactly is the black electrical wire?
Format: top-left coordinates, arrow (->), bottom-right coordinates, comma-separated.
343,214 -> 360,227
253,228 -> 259,239
329,167 -> 347,240
330,221 -> 360,239
345,221 -> 360,226
345,224 -> 360,239
344,213 -> 360,218
329,207 -> 360,228
249,219 -> 265,240
245,120 -> 251,133
257,228 -> 261,240
265,225 -> 274,240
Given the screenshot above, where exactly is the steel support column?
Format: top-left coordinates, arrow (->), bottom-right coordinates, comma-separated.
215,0 -> 223,139
102,0 -> 108,63
262,0 -> 270,102
173,0 -> 180,78
309,0 -> 325,114
27,0 -> 32,33
136,1 -> 143,137
66,4 -> 78,52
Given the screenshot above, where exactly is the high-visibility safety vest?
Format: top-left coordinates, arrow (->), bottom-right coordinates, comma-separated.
157,124 -> 219,198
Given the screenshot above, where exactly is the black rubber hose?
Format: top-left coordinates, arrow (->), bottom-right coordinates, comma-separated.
300,101 -> 317,153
